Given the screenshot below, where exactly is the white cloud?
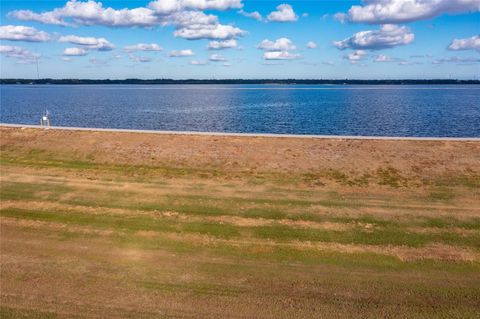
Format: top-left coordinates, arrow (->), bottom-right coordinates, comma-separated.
207,39 -> 238,50
223,62 -> 232,66
148,0 -> 243,14
209,53 -> 226,61
0,25 -> 50,42
124,43 -> 163,52
263,51 -> 301,60
322,61 -> 335,65
374,54 -> 394,62
164,10 -> 246,40
10,0 -> 159,27
8,0 -> 246,41
190,60 -> 207,65
345,0 -> 480,24
63,47 -> 88,56
58,35 -> 115,51
306,41 -> 317,49
257,38 -> 300,60
62,57 -> 72,62
257,38 -> 296,51
173,23 -> 245,40
448,35 -> 480,52
334,25 -> 414,50
267,4 -> 298,22
0,45 -> 40,63
344,50 -> 368,63
164,10 -> 219,27
169,49 -> 195,57
238,9 -> 262,21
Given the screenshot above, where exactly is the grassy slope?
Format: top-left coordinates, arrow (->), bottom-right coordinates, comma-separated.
1,128 -> 479,318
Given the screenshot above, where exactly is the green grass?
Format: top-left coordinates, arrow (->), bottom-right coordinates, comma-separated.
3,207 -> 479,249
428,187 -> 456,201
0,181 -> 72,201
0,307 -> 58,319
253,224 -> 480,248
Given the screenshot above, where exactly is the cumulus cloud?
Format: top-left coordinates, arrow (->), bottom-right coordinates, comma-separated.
267,4 -> 298,22
448,34 -> 480,52
344,50 -> 368,63
58,35 -> 115,51
169,49 -> 195,57
209,53 -> 226,61
124,43 -> 163,52
0,25 -> 50,42
334,24 -> 414,50
207,39 -> 237,50
173,23 -> 245,40
345,0 -> 480,24
9,0 -> 159,27
238,9 -> 263,21
0,45 -> 40,63
257,37 -> 300,60
306,41 -> 317,49
63,47 -> 88,56
263,51 -> 300,60
257,38 -> 296,51
148,0 -> 243,14
8,0 -> 246,41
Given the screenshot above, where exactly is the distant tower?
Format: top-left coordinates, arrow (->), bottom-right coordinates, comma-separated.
40,110 -> 50,127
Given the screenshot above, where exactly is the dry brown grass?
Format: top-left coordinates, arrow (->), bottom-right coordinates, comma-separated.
1,127 -> 479,318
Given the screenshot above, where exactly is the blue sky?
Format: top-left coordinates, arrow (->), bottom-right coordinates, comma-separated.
0,0 -> 479,79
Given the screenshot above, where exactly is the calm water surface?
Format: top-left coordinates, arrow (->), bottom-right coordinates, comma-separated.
1,84 -> 479,137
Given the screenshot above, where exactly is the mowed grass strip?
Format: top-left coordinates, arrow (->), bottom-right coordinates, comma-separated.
0,208 -> 240,239
4,218 -> 480,274
2,206 -> 479,249
0,182 -> 480,237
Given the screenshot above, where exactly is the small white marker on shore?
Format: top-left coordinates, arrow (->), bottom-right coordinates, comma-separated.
40,110 -> 50,128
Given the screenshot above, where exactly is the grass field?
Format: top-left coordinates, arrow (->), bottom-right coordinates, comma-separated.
1,127 -> 479,318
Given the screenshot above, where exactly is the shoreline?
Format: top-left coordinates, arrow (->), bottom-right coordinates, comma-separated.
2,123 -> 479,142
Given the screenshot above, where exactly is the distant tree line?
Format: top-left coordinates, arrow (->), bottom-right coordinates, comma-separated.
1,78 -> 479,85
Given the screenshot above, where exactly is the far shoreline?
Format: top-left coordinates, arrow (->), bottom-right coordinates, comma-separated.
1,79 -> 480,85
2,123 -> 479,141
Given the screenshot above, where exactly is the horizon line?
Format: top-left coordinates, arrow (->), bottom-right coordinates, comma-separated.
2,78 -> 479,85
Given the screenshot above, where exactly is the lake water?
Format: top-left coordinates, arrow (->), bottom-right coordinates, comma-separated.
1,84 -> 479,137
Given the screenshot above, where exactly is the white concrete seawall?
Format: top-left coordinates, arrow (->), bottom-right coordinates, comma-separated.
1,123 -> 479,141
